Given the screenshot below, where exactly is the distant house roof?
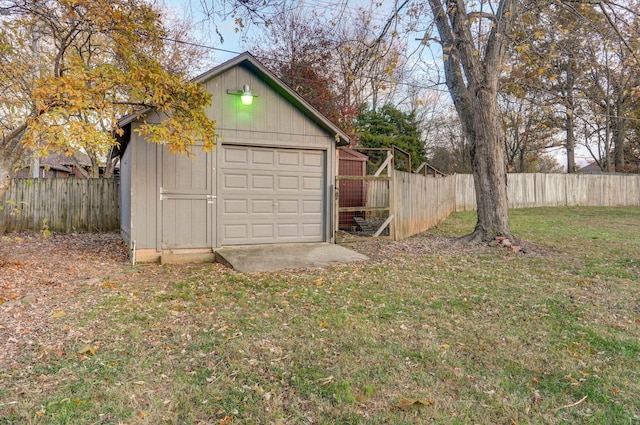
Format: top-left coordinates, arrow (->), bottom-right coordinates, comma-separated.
19,150 -> 91,170
577,161 -> 604,174
338,147 -> 369,162
42,151 -> 91,168
113,52 -> 350,158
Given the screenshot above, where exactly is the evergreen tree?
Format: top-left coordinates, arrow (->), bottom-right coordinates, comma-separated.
355,104 -> 427,171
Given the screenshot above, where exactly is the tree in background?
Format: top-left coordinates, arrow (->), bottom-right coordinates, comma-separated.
499,92 -> 560,173
425,109 -> 473,174
355,104 -> 427,170
581,24 -> 640,173
506,1 -> 640,173
0,0 -> 217,199
249,2 -> 406,134
251,6 -> 346,128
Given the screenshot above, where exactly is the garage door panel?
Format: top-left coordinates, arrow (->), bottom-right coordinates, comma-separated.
278,151 -> 300,166
252,149 -> 274,164
303,223 -> 323,237
225,174 -> 248,189
278,176 -> 299,190
302,176 -> 323,191
252,175 -> 275,189
219,145 -> 326,245
252,224 -> 275,239
302,152 -> 324,168
303,200 -> 323,214
277,224 -> 298,237
278,200 -> 299,214
249,200 -> 272,214
224,199 -> 248,214
224,147 -> 249,164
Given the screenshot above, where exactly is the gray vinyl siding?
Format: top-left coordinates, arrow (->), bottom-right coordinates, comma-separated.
130,122 -> 159,250
119,142 -> 132,245
205,66 -> 334,149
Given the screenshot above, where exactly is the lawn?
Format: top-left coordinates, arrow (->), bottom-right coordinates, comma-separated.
1,207 -> 639,424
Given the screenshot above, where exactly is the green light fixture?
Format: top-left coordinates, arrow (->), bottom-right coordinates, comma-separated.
227,84 -> 257,105
241,85 -> 253,105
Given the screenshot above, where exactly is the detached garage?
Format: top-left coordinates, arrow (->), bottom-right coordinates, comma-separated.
115,52 -> 350,263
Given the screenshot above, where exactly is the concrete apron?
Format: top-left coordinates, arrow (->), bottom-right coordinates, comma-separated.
214,243 -> 369,273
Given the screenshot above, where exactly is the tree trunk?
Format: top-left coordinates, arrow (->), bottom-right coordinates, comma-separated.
0,157 -> 12,203
565,70 -> 576,173
460,89 -> 513,243
566,107 -> 576,173
0,145 -> 23,233
428,0 -> 518,244
1,124 -> 27,203
613,101 -> 626,172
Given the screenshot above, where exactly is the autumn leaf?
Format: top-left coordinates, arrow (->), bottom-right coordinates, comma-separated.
77,345 -> 97,356
395,398 -> 433,410
51,310 -> 66,318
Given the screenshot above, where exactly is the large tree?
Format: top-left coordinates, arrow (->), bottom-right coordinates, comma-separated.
0,0 -> 217,199
407,0 -> 637,241
422,0 -> 519,242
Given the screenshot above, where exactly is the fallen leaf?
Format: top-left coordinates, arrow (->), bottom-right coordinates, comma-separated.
395,398 -> 433,410
77,345 -> 96,356
52,310 -> 66,318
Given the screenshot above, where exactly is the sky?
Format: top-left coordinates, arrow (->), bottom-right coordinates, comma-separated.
162,0 -> 248,64
161,0 -> 413,66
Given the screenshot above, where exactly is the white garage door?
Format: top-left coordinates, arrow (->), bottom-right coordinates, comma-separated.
219,145 -> 326,246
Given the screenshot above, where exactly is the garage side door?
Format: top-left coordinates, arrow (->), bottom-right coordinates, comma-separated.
161,145 -> 214,249
219,145 -> 325,246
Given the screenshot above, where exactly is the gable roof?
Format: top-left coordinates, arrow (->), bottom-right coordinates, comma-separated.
19,149 -> 91,169
577,161 -> 604,174
116,52 -> 350,152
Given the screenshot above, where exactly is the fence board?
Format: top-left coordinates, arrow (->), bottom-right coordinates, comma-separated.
453,173 -> 640,213
455,174 -> 476,212
390,173 -> 640,241
392,171 -> 456,240
1,178 -> 119,233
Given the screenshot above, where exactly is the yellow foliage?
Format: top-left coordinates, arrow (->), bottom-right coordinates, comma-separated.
1,0 -> 218,162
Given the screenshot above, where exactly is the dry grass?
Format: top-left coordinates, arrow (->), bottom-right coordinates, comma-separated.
1,207 -> 639,424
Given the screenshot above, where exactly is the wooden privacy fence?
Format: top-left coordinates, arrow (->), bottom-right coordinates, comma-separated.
0,178 -> 119,233
455,173 -> 640,211
392,171 -> 456,240
339,165 -> 640,242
